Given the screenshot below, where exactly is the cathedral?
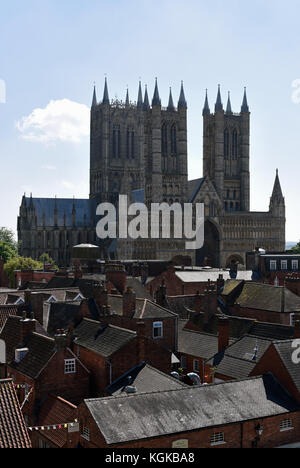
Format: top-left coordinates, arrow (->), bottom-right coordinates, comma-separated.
18,78 -> 286,268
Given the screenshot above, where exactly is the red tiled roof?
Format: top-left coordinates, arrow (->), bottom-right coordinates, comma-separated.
37,394 -> 78,447
0,379 -> 32,448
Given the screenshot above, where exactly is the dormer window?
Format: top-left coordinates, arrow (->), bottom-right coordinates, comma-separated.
15,298 -> 25,305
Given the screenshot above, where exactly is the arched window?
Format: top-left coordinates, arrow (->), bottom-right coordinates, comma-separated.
162,123 -> 168,156
171,124 -> 177,156
126,127 -> 135,159
113,125 -> 121,158
232,129 -> 238,159
224,128 -> 229,159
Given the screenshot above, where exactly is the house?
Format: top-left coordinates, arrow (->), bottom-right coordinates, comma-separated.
147,265 -> 252,297
30,394 -> 79,449
78,374 -> 300,448
72,318 -> 172,396
176,320 -> 220,383
250,321 -> 300,404
80,284 -> 179,354
0,378 -> 32,448
206,334 -> 275,383
1,322 -> 90,425
227,282 -> 300,325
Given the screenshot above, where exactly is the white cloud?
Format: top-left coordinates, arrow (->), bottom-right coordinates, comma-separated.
61,180 -> 76,190
42,164 -> 57,170
16,99 -> 90,144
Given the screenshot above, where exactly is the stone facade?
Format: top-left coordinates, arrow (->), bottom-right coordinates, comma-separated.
17,80 -> 285,267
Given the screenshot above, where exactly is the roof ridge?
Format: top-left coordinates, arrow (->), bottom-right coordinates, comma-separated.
84,375 -> 267,402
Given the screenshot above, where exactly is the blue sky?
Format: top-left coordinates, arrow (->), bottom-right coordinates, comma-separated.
0,0 -> 300,241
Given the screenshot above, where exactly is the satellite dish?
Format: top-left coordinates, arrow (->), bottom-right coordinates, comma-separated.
0,340 -> 6,364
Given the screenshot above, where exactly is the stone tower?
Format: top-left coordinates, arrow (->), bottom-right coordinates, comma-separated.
89,78 -> 188,208
202,86 -> 250,212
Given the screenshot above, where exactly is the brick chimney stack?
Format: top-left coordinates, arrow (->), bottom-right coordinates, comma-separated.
105,263 -> 127,294
194,291 -> 202,313
54,329 -> 68,352
203,285 -> 217,324
123,288 -> 136,318
94,284 -> 108,311
19,312 -> 36,345
156,280 -> 167,307
218,316 -> 230,353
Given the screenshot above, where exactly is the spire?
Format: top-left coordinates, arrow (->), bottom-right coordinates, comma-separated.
241,87 -> 249,113
152,78 -> 161,106
102,77 -> 110,105
92,84 -> 97,108
143,85 -> 150,110
125,88 -> 129,106
137,81 -> 143,109
226,92 -> 233,114
271,169 -> 284,201
178,81 -> 187,109
215,85 -> 223,111
167,88 -> 175,111
203,89 -> 210,116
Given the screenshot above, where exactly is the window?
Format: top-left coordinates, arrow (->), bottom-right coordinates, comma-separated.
280,419 -> 293,432
82,426 -> 90,441
64,359 -> 76,374
210,432 -> 225,446
171,124 -> 177,155
232,129 -> 238,158
181,356 -> 187,369
193,360 -> 200,373
153,322 -> 163,339
270,260 -> 277,271
292,260 -> 299,271
162,123 -> 168,156
224,129 -> 229,159
281,260 -> 288,270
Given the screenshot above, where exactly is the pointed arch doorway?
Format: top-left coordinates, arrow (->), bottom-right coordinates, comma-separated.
196,220 -> 221,268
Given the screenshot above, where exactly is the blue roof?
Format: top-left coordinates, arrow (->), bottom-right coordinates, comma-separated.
25,197 -> 92,228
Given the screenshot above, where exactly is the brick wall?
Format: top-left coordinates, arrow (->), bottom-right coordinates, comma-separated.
251,344 -> 300,403
233,305 -> 291,325
147,268 -> 210,298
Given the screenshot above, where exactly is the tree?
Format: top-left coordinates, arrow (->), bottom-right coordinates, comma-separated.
0,227 -> 17,248
291,242 -> 300,254
4,257 -> 43,288
39,253 -> 58,270
0,241 -> 18,263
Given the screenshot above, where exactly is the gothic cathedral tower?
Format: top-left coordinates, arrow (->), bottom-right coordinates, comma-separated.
202,86 -> 250,213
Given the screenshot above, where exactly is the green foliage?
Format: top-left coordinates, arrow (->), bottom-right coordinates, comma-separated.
0,227 -> 17,249
4,257 -> 43,287
39,253 -> 58,270
0,241 -> 18,263
291,242 -> 300,254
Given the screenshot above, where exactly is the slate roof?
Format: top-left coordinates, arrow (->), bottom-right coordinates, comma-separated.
106,363 -> 186,396
178,320 -> 219,359
188,178 -> 205,203
9,332 -> 56,379
248,322 -> 294,341
45,302 -> 82,336
84,374 -> 300,445
0,305 -> 19,331
0,316 -> 30,363
73,319 -> 137,358
0,379 -> 32,448
207,335 -> 274,379
273,340 -> 300,393
235,282 -> 300,313
125,278 -> 152,300
107,296 -> 177,320
165,296 -> 198,319
24,197 -> 92,228
36,395 -> 78,448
